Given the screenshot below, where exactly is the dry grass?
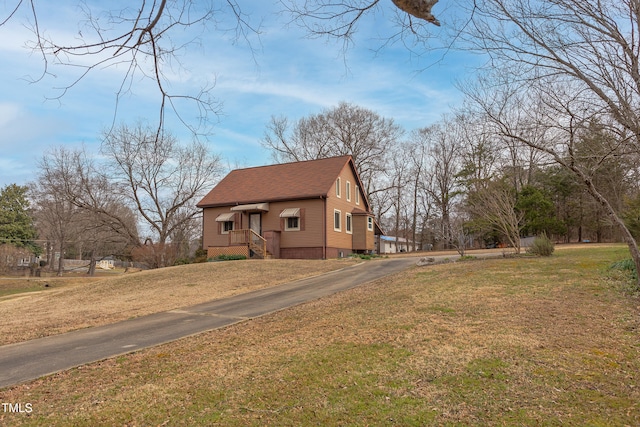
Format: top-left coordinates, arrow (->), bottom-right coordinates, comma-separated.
1,246 -> 639,426
0,259 -> 358,345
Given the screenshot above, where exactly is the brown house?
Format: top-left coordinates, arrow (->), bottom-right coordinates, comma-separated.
196,155 -> 381,259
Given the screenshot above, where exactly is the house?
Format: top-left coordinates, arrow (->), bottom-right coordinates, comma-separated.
97,257 -> 115,270
196,155 -> 381,259
377,235 -> 420,254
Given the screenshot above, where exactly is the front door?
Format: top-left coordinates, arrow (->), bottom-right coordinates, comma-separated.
249,213 -> 261,236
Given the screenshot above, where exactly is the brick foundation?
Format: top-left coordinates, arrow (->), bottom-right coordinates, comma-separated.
208,246 -> 353,260
280,247 -> 324,259
324,247 -> 352,259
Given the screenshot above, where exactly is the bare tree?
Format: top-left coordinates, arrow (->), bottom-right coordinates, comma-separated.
280,0 -> 441,52
448,212 -> 473,256
101,123 -> 223,266
2,1 -> 442,136
386,145 -> 412,251
262,102 -> 402,196
468,177 -> 523,254
457,0 -> 640,284
39,147 -> 140,243
35,146 -> 139,275
455,113 -> 501,188
1,1 -> 266,134
415,119 -> 462,249
31,183 -> 82,276
405,137 -> 429,251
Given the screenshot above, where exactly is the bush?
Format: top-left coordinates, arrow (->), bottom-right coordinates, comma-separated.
609,258 -> 638,283
212,254 -> 247,261
194,248 -> 208,263
526,233 -> 555,256
349,253 -> 381,260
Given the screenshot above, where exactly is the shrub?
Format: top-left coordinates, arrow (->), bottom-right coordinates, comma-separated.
349,253 -> 381,260
609,258 -> 638,283
526,233 -> 555,256
213,254 -> 247,261
194,248 -> 208,263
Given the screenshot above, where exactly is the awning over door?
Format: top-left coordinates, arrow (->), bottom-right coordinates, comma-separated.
279,208 -> 300,218
215,212 -> 235,222
230,203 -> 269,212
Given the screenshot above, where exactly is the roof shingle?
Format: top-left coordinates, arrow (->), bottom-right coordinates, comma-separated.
197,155 -> 356,208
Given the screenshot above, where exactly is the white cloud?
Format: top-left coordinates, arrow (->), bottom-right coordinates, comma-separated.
0,103 -> 22,128
0,1 -> 472,185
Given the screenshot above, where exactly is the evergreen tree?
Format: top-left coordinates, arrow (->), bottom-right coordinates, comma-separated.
516,186 -> 566,238
0,184 -> 40,255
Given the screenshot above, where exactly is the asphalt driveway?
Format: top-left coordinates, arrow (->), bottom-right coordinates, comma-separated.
0,257 -> 417,389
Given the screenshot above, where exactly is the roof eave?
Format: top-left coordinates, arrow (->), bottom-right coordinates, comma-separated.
197,194 -> 328,209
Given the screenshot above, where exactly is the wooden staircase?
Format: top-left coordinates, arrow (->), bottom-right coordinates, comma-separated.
230,229 -> 270,259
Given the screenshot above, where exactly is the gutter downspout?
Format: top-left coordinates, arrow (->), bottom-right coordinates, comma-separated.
322,196 -> 327,259
200,211 -> 205,250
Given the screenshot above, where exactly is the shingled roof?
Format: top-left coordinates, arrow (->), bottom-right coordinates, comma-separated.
197,155 -> 368,209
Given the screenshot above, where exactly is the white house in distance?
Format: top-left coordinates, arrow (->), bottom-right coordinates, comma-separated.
377,235 -> 419,254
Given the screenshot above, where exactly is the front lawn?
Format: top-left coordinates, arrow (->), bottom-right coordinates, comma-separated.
1,245 -> 638,426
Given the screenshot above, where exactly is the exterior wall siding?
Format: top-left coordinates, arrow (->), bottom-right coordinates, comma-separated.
267,199 -> 325,249
325,164 -> 374,253
202,207 -> 243,248
352,215 -> 374,251
203,199 -> 328,258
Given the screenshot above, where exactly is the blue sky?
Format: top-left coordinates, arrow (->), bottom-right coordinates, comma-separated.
0,1 -> 475,187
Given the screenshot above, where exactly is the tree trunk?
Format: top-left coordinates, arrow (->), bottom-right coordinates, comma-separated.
87,249 -> 96,276
56,243 -> 65,277
411,177 -> 419,252
46,241 -> 54,271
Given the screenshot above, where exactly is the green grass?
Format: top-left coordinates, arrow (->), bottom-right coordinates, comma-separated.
0,281 -> 44,298
211,254 -> 248,261
1,245 -> 639,426
0,277 -> 86,298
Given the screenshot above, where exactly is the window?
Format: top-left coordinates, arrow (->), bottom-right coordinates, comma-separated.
336,177 -> 341,198
334,209 -> 341,231
355,186 -> 360,205
346,213 -> 352,234
346,181 -> 351,201
216,212 -> 235,234
367,216 -> 374,231
285,217 -> 300,231
280,208 -> 301,231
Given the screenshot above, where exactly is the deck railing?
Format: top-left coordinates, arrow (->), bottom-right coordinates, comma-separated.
229,229 -> 267,258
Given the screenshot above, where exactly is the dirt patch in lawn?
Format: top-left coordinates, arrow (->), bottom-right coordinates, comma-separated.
0,259 -> 358,345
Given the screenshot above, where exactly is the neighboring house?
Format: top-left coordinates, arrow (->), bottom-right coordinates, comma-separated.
196,156 -> 382,259
17,255 -> 41,268
97,258 -> 115,269
377,235 -> 419,254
